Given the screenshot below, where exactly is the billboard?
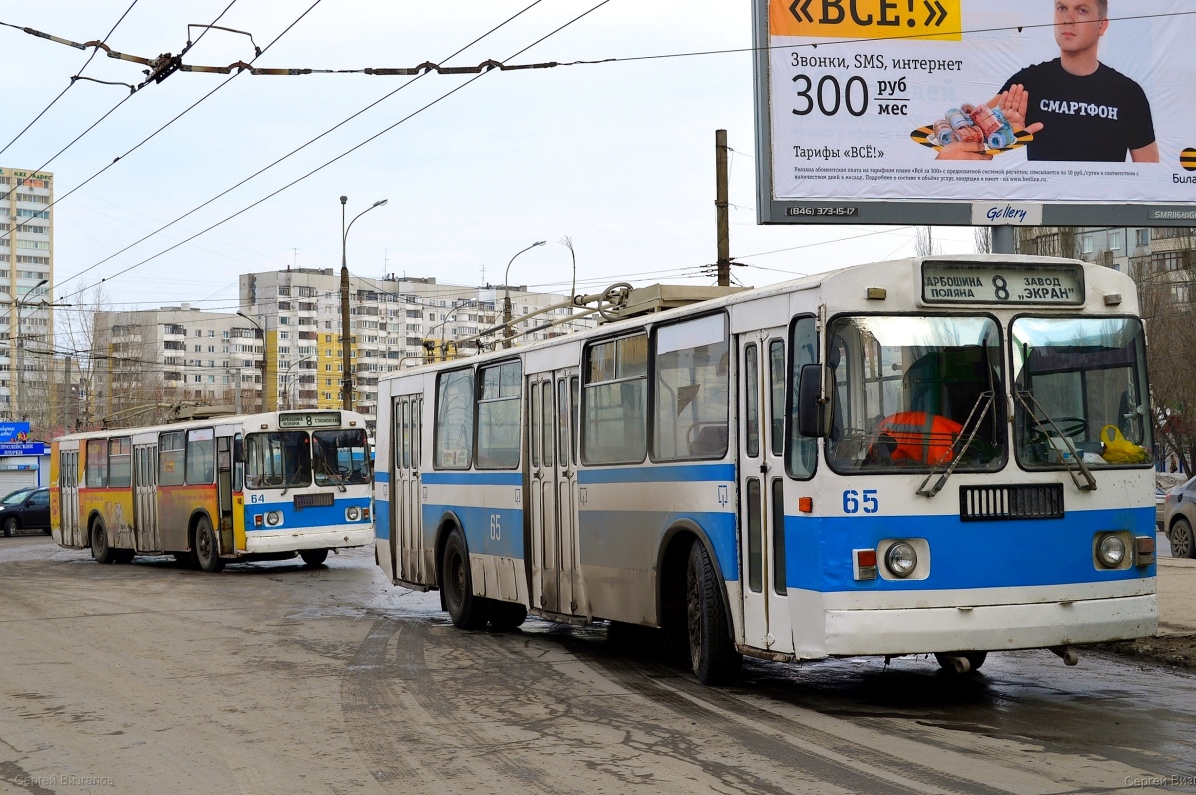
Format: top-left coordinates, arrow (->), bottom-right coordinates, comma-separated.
753,0 -> 1196,225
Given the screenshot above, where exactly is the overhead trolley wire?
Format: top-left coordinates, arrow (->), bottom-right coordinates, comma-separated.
53,0 -> 549,294
0,0 -> 141,158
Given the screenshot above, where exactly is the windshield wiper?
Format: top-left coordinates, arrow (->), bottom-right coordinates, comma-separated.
318,461 -> 347,492
916,390 -> 995,498
1014,389 -> 1097,492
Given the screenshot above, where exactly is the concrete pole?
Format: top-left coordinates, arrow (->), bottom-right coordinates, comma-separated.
716,129 -> 731,287
993,226 -> 1017,255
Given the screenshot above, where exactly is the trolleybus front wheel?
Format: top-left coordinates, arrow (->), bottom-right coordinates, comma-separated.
300,548 -> 329,567
441,528 -> 488,630
194,517 -> 225,573
90,518 -> 116,565
686,540 -> 741,686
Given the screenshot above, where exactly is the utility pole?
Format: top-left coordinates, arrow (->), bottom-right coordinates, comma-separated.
63,356 -> 73,431
715,129 -> 731,287
340,196 -> 352,410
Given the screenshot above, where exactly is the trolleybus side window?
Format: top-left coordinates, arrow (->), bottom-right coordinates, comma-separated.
1011,316 -> 1151,469
582,333 -> 648,465
745,343 -> 760,459
769,340 -> 786,458
159,431 -> 186,486
434,367 -> 475,470
570,377 -> 579,465
652,313 -> 729,462
786,316 -> 818,479
186,428 -> 216,485
233,434 -> 243,492
824,314 -> 1005,474
477,360 -> 522,470
108,437 -> 132,488
86,439 -> 108,488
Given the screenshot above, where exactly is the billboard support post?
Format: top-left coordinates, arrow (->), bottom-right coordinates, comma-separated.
993,226 -> 1017,255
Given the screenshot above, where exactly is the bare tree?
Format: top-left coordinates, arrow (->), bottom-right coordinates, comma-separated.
974,226 -> 992,254
915,226 -> 940,257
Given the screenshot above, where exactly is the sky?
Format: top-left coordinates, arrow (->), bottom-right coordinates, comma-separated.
1,0 -> 981,319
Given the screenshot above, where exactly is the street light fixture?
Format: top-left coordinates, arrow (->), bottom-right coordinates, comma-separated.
14,278 -> 48,420
503,241 -> 545,349
236,311 -> 268,412
339,196 -> 388,411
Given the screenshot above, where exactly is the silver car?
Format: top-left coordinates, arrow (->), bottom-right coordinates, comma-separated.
1163,477 -> 1196,558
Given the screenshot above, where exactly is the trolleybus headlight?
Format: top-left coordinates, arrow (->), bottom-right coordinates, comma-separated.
884,542 -> 918,578
265,511 -> 283,527
346,506 -> 361,521
1096,533 -> 1127,568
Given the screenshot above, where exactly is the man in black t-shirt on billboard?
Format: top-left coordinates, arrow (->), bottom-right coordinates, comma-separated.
940,0 -> 1158,162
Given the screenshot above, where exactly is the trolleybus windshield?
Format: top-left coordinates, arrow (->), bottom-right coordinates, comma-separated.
313,429 -> 371,486
245,431 -> 312,489
1011,317 -> 1151,469
826,314 -> 1005,474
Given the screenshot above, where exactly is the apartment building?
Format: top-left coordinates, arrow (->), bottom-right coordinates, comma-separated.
238,269 -> 595,431
92,306 -> 264,426
0,167 -> 54,421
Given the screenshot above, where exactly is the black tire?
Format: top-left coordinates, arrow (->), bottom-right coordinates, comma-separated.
3,517 -> 18,537
300,548 -> 329,567
488,601 -> 527,631
686,540 -> 741,686
194,516 -> 224,573
42,527 -> 52,536
441,528 -> 488,629
90,519 -> 116,564
1171,517 -> 1196,559
934,651 -> 988,673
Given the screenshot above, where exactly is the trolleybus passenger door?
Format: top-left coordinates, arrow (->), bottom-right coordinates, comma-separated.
738,330 -> 795,655
133,444 -> 160,552
528,375 -> 554,611
394,395 -> 424,584
555,368 -> 581,615
61,450 -> 80,546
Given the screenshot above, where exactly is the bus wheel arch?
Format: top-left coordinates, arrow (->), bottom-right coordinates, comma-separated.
89,513 -> 116,565
190,510 -> 224,573
658,522 -> 740,683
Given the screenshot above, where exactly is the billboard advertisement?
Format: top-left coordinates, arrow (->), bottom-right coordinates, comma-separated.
754,0 -> 1196,225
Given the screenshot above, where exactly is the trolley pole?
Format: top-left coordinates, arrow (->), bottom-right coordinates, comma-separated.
715,130 -> 731,287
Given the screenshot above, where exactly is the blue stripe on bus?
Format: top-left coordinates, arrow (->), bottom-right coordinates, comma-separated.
422,472 -> 523,486
242,497 -> 371,532
422,503 -> 524,559
375,471 -> 390,483
375,498 -> 390,540
577,464 -> 736,484
784,506 -> 1155,592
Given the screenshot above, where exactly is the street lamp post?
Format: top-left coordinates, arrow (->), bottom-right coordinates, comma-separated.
236,311 -> 267,412
14,278 -> 48,420
339,196 -> 388,411
283,353 -> 317,410
503,241 -> 545,349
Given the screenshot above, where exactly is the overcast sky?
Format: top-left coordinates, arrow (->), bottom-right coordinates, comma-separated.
2,0 -> 978,316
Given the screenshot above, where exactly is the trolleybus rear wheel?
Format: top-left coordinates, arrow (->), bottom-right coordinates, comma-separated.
300,548 -> 329,567
934,651 -> 988,673
90,518 -> 116,565
686,539 -> 741,686
1171,518 -> 1196,559
194,516 -> 224,573
442,528 -> 488,630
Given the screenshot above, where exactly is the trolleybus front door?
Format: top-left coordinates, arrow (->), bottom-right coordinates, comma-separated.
60,450 -> 80,547
133,444 -> 160,552
528,369 -> 581,616
738,330 -> 794,655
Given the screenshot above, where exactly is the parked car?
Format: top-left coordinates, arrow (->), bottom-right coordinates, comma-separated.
1163,477 -> 1196,559
1157,487 -> 1167,530
0,487 -> 51,537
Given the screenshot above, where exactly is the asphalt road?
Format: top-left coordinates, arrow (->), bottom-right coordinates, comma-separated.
1,536 -> 1194,795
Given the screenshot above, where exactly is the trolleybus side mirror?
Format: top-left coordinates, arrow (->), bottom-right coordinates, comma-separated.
797,363 -> 834,438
